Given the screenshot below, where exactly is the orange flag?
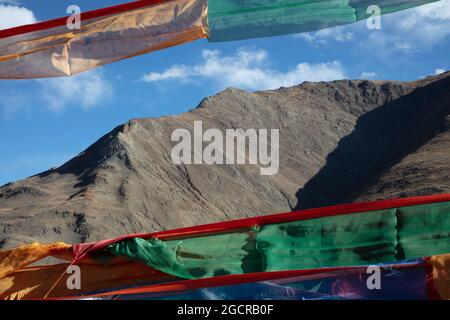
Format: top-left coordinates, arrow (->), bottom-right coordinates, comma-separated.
0,0 -> 207,79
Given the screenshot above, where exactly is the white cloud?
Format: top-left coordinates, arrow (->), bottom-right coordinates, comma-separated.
0,0 -> 21,5
0,4 -> 37,29
143,65 -> 190,82
1,70 -> 113,117
381,0 -> 449,49
360,0 -> 450,54
435,68 -> 446,75
297,27 -> 354,45
142,48 -> 347,90
40,70 -> 113,112
360,72 -> 378,79
296,0 -> 450,53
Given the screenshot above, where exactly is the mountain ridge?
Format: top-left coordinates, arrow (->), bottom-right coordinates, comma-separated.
0,72 -> 449,249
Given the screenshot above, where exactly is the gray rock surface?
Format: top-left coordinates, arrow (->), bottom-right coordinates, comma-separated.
1,72 -> 449,249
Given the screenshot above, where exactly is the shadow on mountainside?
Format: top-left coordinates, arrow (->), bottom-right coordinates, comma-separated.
294,75 -> 450,210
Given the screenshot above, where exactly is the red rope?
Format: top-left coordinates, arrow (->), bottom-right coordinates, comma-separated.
0,0 -> 176,39
73,193 -> 450,260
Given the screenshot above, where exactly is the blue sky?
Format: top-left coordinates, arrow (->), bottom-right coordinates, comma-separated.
0,0 -> 449,185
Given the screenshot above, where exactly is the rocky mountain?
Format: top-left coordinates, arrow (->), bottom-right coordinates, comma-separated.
1,71 -> 449,249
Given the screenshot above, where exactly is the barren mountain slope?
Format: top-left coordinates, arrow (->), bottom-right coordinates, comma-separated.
0,72 -> 448,249
296,72 -> 450,208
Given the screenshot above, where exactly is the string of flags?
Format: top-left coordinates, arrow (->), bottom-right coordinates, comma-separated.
1,194 -> 449,300
0,0 -> 440,79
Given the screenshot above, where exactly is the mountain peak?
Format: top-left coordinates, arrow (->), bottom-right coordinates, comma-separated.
1,73 -> 449,249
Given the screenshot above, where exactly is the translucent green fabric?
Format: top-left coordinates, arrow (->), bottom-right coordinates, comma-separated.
207,0 -> 439,42
260,202 -> 450,271
109,238 -> 196,279
349,0 -> 440,19
109,200 -> 450,279
257,209 -> 398,271
398,201 -> 450,259
110,232 -> 254,279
